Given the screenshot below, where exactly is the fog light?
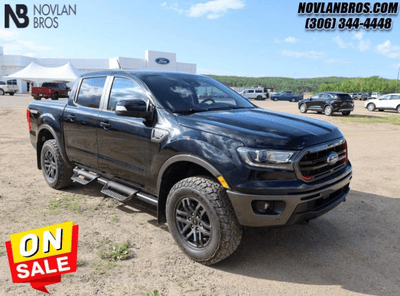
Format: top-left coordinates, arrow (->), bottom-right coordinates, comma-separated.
252,201 -> 273,214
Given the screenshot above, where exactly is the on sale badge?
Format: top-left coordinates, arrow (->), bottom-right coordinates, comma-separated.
5,221 -> 79,294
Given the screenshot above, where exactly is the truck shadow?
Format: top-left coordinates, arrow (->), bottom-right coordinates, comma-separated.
212,190 -> 400,296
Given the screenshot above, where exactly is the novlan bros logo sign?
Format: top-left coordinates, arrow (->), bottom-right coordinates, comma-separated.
4,4 -> 77,29
5,4 -> 29,28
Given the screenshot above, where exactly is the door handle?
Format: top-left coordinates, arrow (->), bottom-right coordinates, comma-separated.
100,122 -> 111,130
67,114 -> 76,122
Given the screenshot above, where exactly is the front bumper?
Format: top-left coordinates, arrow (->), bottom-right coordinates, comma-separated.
226,169 -> 352,227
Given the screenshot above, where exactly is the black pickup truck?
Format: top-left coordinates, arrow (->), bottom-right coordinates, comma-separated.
27,71 -> 352,264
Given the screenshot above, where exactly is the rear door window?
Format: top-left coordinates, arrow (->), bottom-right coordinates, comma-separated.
76,77 -> 106,109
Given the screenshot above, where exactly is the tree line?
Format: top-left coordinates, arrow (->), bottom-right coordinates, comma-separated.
207,75 -> 399,94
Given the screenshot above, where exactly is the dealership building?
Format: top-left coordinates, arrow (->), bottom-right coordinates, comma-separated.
0,46 -> 196,93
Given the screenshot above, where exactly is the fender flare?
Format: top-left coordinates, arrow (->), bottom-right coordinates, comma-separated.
37,124 -> 68,169
156,154 -> 222,195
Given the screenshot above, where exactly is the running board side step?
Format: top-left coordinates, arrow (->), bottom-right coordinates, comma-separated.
71,167 -> 158,206
72,168 -> 99,185
98,178 -> 137,203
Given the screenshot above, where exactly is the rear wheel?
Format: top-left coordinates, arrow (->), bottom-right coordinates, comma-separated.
290,98 -> 296,102
9,92 -> 14,96
300,104 -> 307,113
367,103 -> 375,111
255,95 -> 263,100
342,111 -> 351,116
166,176 -> 242,265
324,105 -> 333,116
52,93 -> 59,100
40,140 -> 73,189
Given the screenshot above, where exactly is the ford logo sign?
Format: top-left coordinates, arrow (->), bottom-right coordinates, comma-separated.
326,151 -> 339,166
155,58 -> 170,65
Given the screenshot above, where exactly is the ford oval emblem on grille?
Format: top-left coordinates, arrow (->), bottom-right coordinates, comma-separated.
155,58 -> 170,65
327,151 -> 339,165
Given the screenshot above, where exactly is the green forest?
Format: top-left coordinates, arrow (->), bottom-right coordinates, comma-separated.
207,75 -> 399,94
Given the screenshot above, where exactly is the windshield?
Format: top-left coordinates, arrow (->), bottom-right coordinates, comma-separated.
141,74 -> 255,113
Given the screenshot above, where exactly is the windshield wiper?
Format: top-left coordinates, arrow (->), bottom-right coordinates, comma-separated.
207,106 -> 252,111
173,108 -> 209,114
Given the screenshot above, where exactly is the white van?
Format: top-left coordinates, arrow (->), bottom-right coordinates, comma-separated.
240,88 -> 268,100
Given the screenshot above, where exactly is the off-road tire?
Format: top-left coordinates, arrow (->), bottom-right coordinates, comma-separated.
40,139 -> 73,189
166,176 -> 242,265
367,103 -> 375,111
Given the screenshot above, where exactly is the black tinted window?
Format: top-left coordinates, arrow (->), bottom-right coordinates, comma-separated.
248,90 -> 254,93
76,77 -> 106,109
108,78 -> 148,111
141,74 -> 254,112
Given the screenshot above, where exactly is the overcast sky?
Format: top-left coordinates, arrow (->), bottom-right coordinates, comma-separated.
1,0 -> 400,79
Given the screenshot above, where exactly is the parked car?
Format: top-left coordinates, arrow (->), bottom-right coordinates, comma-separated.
0,80 -> 18,95
298,92 -> 354,116
240,87 -> 268,100
270,91 -> 303,102
364,93 -> 400,113
27,70 -> 352,265
31,82 -> 70,100
371,92 -> 381,99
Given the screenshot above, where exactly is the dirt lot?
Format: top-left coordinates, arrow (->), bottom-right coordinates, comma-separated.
0,94 -> 399,296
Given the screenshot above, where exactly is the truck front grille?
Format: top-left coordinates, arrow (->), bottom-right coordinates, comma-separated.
299,141 -> 347,182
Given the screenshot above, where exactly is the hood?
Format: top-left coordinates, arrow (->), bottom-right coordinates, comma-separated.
176,108 -> 343,150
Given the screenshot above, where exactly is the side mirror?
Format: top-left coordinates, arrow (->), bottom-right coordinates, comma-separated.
115,99 -> 153,119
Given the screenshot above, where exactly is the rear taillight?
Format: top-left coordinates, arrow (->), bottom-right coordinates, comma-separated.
342,142 -> 347,164
27,109 -> 31,131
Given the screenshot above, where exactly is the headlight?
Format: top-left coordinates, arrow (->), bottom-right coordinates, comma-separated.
237,147 -> 297,170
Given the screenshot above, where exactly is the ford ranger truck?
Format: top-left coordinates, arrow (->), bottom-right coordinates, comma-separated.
27,71 -> 352,265
31,82 -> 70,100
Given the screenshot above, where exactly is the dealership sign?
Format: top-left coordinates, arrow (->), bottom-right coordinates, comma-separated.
155,58 -> 170,65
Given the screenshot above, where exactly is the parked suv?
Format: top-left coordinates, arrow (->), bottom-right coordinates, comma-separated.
299,92 -> 354,116
28,71 -> 352,264
240,87 -> 268,100
0,80 -> 18,95
365,93 -> 400,113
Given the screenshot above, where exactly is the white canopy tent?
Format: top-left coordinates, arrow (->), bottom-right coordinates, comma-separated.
7,62 -> 81,85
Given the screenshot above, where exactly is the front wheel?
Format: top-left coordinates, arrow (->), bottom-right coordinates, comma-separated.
342,111 -> 351,116
0,89 -> 4,95
300,104 -> 307,113
397,105 -> 400,113
367,103 -> 375,111
40,140 -> 73,189
324,105 -> 333,116
166,176 -> 242,265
